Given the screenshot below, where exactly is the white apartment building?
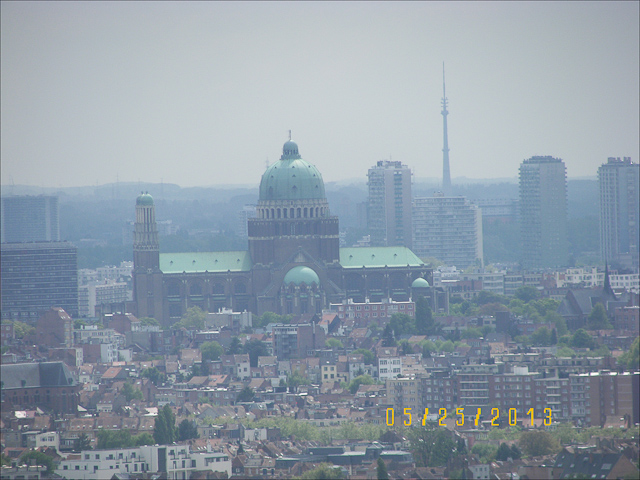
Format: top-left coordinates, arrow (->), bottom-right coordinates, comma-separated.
78,282 -> 129,317
56,444 -> 230,480
329,298 -> 415,321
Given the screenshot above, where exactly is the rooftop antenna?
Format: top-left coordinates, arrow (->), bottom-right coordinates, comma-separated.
441,62 -> 451,192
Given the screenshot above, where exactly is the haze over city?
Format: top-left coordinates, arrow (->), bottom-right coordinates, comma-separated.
1,1 -> 638,188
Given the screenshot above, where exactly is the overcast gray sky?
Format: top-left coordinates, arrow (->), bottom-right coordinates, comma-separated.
2,1 -> 638,188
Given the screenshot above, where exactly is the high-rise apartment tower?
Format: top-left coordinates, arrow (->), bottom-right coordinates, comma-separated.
1,195 -> 60,243
519,156 -> 568,270
412,193 -> 483,268
367,160 -> 412,248
598,157 -> 639,269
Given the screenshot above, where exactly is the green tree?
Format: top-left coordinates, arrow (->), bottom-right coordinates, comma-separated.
122,382 -> 144,401
19,450 -> 54,473
97,429 -> 134,449
415,295 -> 435,335
408,426 -> 457,467
440,340 -> 455,353
353,348 -> 375,365
479,302 -> 510,317
300,463 -> 343,479
178,419 -> 200,441
510,444 -> 522,460
377,457 -> 389,480
619,336 -> 640,370
519,430 -> 560,457
382,324 -> 396,347
389,313 -> 416,337
557,345 -> 576,357
461,327 -> 483,339
12,321 -> 35,339
139,317 -> 159,327
546,311 -> 568,336
77,432 -> 92,451
133,432 -> 154,446
495,442 -> 512,461
153,405 -> 177,445
236,386 -> 255,403
514,286 -> 539,303
587,303 -> 612,330
347,375 -> 375,394
530,327 -> 552,346
1,453 -> 11,466
141,367 -> 167,386
243,339 -> 269,367
255,311 -> 292,328
571,329 -> 596,349
287,369 -> 310,391
471,443 -> 498,463
227,336 -> 243,354
173,306 -> 206,330
200,341 -> 224,361
325,338 -> 344,349
475,290 -> 509,306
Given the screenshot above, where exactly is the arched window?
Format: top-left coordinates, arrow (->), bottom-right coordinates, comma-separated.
297,208 -> 301,218
304,207 -> 308,217
284,208 -> 287,218
167,282 -> 180,296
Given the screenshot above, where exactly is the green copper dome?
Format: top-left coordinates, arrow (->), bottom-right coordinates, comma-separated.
283,266 -> 320,286
259,141 -> 326,201
411,277 -> 430,288
136,192 -> 154,206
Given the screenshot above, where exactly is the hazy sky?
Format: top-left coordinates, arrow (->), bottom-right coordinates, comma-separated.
2,1 -> 638,188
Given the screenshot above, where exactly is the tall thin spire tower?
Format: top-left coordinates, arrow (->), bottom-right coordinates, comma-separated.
441,62 -> 451,191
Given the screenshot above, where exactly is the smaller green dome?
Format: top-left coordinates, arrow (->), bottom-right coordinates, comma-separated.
412,277 -> 430,288
136,192 -> 154,206
283,266 -> 320,286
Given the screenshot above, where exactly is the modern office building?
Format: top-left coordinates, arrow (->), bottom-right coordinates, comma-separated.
598,157 -> 639,270
1,195 -> 60,243
519,156 -> 568,270
367,160 -> 412,248
412,193 -> 483,269
0,241 -> 79,320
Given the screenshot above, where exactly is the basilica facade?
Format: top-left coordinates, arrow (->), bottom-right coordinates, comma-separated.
132,140 -> 436,327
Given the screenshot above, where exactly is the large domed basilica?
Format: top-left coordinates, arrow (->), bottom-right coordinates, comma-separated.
132,139 -> 434,326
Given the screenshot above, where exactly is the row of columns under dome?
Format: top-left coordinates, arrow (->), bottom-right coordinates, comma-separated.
136,205 -> 156,226
258,205 -> 330,220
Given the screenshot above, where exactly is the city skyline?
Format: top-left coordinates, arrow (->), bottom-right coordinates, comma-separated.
1,1 -> 638,188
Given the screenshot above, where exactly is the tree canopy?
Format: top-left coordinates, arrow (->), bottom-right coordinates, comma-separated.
587,303 -> 612,330
173,306 -> 206,330
519,430 -> 560,457
178,419 -> 199,441
200,341 -> 224,361
153,405 -> 177,445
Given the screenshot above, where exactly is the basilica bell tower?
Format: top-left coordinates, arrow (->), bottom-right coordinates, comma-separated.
132,192 -> 164,321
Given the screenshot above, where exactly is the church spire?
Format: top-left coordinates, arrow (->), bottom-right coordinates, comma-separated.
441,62 -> 451,192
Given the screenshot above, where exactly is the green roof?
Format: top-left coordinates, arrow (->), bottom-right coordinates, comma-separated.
412,277 -> 430,288
160,251 -> 252,273
136,192 -> 154,206
258,141 -> 326,201
283,266 -> 320,285
339,247 -> 425,269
